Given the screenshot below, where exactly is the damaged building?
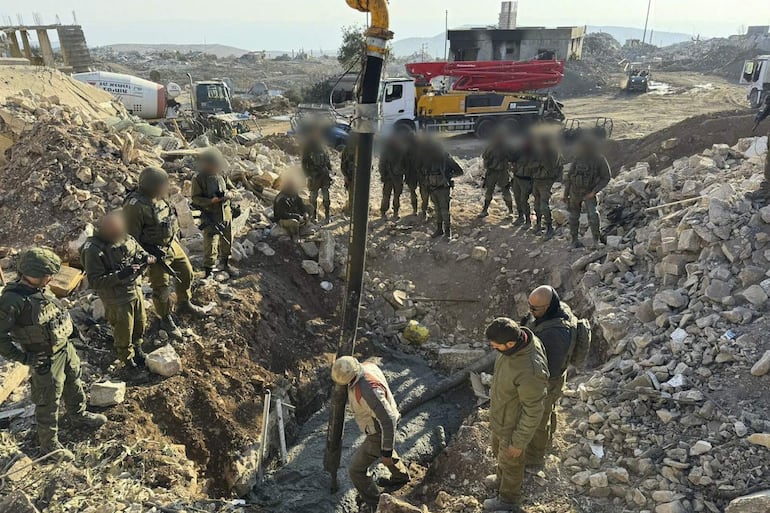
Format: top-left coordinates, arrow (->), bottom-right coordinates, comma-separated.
0,23 -> 92,71
448,25 -> 586,62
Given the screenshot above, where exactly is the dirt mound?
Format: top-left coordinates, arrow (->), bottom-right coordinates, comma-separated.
605,110 -> 755,173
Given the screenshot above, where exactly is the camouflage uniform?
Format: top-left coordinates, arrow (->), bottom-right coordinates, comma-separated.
123,168 -> 194,319
341,134 -> 357,204
191,170 -> 236,270
481,142 -> 514,217
529,149 -> 564,237
0,248 -> 104,451
379,138 -> 406,218
80,233 -> 148,365
423,141 -> 463,238
565,153 -> 611,246
511,150 -> 534,227
403,135 -> 429,216
301,139 -> 333,221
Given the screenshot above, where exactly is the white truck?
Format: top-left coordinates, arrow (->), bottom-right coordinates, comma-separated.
740,56 -> 770,108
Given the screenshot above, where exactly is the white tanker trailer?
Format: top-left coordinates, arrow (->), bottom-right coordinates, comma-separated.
72,71 -> 183,120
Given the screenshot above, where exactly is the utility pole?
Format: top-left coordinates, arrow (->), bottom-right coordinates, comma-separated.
444,10 -> 449,61
642,0 -> 652,45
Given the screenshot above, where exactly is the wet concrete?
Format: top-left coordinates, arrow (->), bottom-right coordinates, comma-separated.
252,348 -> 474,513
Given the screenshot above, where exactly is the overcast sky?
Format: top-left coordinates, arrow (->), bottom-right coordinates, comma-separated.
2,0 -> 765,50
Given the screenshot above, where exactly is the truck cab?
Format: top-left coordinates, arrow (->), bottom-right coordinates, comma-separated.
741,56 -> 770,108
194,80 -> 234,115
379,78 -> 417,134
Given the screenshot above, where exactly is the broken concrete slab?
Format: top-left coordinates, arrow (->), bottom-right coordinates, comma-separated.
437,347 -> 487,370
726,490 -> 770,513
318,230 -> 335,273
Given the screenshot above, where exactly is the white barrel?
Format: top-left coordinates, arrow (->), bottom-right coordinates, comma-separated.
73,71 -> 167,119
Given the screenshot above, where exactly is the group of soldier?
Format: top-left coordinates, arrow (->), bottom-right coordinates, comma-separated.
300,125 -> 612,248
332,284 -> 588,513
0,148 -> 240,460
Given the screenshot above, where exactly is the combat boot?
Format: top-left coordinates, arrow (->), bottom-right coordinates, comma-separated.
219,258 -> 240,278
544,223 -> 555,240
203,267 -> 215,279
178,300 -> 207,318
522,216 -> 531,229
479,200 -> 491,218
531,217 -> 543,234
72,411 -> 107,429
571,235 -> 584,249
132,344 -> 147,367
324,206 -> 331,223
513,212 -> 525,226
590,224 -> 606,245
41,440 -> 75,461
483,496 -> 522,512
393,210 -> 400,221
160,315 -> 183,339
431,222 -> 444,238
443,223 -> 452,240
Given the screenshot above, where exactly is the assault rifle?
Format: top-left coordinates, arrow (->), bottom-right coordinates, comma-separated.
143,244 -> 182,284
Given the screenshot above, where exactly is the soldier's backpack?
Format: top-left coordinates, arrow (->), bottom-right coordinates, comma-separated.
567,317 -> 592,367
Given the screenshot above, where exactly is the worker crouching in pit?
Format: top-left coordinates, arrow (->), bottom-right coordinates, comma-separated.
331,356 -> 411,512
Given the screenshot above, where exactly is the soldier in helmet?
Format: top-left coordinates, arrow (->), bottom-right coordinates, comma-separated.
403,132 -> 429,217
479,129 -> 515,219
331,356 -> 411,511
301,129 -> 333,222
564,135 -> 611,248
379,135 -> 406,220
191,148 -> 240,278
81,211 -> 155,377
423,138 -> 464,239
528,133 -> 564,240
0,248 -> 107,458
123,166 -> 207,339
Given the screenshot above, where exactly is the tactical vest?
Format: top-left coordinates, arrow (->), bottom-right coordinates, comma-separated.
531,152 -> 563,181
81,236 -> 142,304
570,157 -> 603,191
5,284 -> 73,354
125,191 -> 178,247
484,148 -> 509,173
194,173 -> 231,220
348,363 -> 400,436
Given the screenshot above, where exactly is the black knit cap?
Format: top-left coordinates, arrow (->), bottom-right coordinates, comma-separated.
485,317 -> 524,344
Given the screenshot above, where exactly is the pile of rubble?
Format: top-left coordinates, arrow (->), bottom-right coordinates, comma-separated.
559,137 -> 770,512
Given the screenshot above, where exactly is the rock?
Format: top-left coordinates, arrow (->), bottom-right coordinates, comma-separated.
301,260 -> 322,275
300,242 -> 319,258
748,433 -> 770,449
589,472 -> 608,488
0,490 -> 40,513
677,229 -> 701,252
760,206 -> 770,224
256,242 -> 275,256
735,421 -> 748,437
689,440 -> 712,456
318,230 -> 335,273
726,490 -> 770,513
471,246 -> 488,261
661,138 -> 679,150
657,409 -> 675,424
705,279 -> 733,303
708,198 -> 731,225
436,347 -> 486,369
607,467 -> 630,483
655,501 -> 686,513
588,412 -> 605,424
652,491 -> 676,503
655,290 -> 688,309
751,350 -> 770,377
76,166 -> 93,184
146,345 -> 182,377
636,299 -> 656,323
739,285 -> 768,306
572,470 -> 591,486
90,380 -> 126,406
376,494 -> 423,513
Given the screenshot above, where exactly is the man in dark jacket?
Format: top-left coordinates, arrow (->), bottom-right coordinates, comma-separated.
484,317 -> 549,513
525,285 -> 577,469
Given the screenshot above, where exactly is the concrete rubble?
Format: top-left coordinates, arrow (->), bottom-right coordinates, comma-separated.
146,345 -> 183,377
89,380 -> 127,406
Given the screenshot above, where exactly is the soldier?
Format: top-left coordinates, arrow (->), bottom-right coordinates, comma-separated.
0,248 -> 107,458
510,135 -> 534,228
747,95 -> 770,202
191,149 -> 240,278
331,356 -> 410,512
524,285 -> 575,470
301,132 -> 333,222
273,179 -> 310,238
484,317 -> 549,513
123,166 -> 207,339
403,132 -> 429,217
564,135 -> 611,248
424,138 -> 463,239
341,133 -> 358,211
480,130 -> 515,219
379,135 -> 406,220
529,135 -> 564,239
81,211 -> 156,376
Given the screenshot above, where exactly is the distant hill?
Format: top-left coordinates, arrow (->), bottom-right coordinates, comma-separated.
391,25 -> 697,58
103,43 -> 252,58
587,26 -> 694,47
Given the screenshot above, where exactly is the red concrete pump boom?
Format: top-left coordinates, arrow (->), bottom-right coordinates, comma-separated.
405,59 -> 565,92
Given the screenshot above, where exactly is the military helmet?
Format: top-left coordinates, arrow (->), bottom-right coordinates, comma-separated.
18,247 -> 61,278
138,166 -> 169,191
331,356 -> 362,385
199,148 -> 227,169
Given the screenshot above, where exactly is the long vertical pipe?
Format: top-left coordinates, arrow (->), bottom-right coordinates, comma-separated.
642,0 -> 652,45
324,0 -> 393,494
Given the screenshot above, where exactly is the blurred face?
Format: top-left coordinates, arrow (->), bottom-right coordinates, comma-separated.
100,213 -> 127,242
23,275 -> 53,287
489,339 -> 516,352
157,180 -> 170,198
